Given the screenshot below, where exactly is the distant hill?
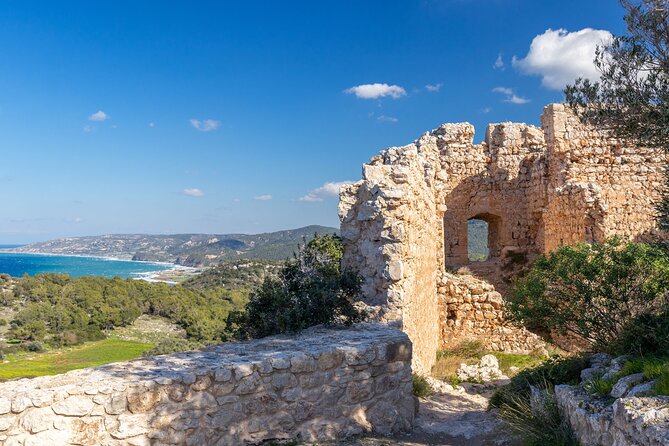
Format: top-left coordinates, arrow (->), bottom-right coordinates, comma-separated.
3,225 -> 339,267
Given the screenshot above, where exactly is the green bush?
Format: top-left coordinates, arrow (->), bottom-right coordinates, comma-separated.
412,374 -> 433,398
507,239 -> 669,352
143,338 -> 204,356
228,234 -> 362,339
490,355 -> 588,409
612,309 -> 669,356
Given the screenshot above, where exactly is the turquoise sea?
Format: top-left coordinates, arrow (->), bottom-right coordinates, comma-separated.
0,245 -> 172,279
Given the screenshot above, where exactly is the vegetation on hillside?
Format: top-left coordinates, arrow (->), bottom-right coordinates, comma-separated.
468,220 -> 489,261
228,234 -> 362,339
2,274 -> 247,353
182,259 -> 283,291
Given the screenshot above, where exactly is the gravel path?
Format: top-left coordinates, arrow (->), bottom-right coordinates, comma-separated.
329,381 -> 521,446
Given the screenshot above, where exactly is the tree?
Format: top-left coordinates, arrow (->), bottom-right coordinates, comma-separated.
565,0 -> 669,228
228,234 -> 362,339
506,239 -> 669,350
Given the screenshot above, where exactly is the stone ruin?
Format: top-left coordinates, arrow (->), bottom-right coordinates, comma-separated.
339,103 -> 667,374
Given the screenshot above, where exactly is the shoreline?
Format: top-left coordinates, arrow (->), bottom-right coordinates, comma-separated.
0,251 -> 201,284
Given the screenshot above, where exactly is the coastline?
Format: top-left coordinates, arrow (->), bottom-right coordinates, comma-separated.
0,251 -> 200,284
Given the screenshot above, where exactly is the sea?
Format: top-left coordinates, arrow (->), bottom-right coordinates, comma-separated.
0,245 -> 173,279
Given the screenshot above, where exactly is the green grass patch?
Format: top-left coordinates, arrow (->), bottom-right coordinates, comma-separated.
583,374 -> 615,398
621,356 -> 669,396
0,338 -> 153,380
431,339 -> 546,383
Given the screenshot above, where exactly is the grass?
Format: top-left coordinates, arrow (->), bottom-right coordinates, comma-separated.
0,338 -> 153,380
621,356 -> 669,396
412,374 -> 433,397
583,374 -> 614,398
431,339 -> 546,383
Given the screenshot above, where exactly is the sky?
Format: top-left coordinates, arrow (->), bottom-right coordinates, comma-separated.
0,0 -> 627,243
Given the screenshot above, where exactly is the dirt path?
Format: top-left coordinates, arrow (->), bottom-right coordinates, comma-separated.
332,381 -> 521,446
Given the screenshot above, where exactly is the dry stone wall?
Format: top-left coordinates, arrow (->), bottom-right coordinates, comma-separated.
0,324 -> 414,446
340,103 -> 667,374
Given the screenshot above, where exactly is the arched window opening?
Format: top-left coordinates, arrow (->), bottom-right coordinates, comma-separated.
468,219 -> 489,262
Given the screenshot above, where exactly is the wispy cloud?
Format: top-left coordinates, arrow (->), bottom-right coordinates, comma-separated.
190,119 -> 220,132
345,83 -> 407,100
254,194 -> 272,201
299,181 -> 353,202
183,188 -> 205,197
377,115 -> 398,123
88,110 -> 109,122
492,87 -> 530,104
482,107 -> 493,114
494,54 -> 505,70
513,28 -> 613,90
83,125 -> 95,133
425,83 -> 442,92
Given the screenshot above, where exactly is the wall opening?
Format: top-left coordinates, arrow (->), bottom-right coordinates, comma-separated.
468,219 -> 489,261
467,213 -> 502,262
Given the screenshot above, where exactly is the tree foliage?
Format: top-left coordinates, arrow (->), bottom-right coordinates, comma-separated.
565,0 -> 669,228
228,234 -> 362,339
6,274 -> 247,346
506,239 -> 669,350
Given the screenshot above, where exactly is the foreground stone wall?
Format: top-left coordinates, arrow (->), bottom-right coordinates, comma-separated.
0,324 -> 414,446
340,103 -> 667,374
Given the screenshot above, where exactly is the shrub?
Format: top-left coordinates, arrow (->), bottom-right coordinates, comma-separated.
25,341 -> 44,352
490,355 -> 588,409
412,374 -> 433,398
507,239 -> 669,352
612,309 -> 669,356
497,383 -> 579,446
143,338 -> 204,356
228,234 -> 362,339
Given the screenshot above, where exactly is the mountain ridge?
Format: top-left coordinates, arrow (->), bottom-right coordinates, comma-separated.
2,225 -> 339,267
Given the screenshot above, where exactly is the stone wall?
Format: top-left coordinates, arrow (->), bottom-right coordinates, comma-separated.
339,103 -> 667,375
438,272 -> 545,353
0,324 -> 414,446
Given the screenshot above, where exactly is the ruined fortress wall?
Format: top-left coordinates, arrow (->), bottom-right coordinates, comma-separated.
340,103 -> 666,375
0,324 -> 414,446
542,103 -> 666,251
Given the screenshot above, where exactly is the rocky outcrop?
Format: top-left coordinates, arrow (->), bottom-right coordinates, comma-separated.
0,324 -> 414,445
556,354 -> 669,446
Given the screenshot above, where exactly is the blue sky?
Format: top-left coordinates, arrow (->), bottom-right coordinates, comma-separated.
0,0 -> 626,243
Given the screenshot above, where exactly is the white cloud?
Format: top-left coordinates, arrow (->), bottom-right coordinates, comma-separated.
254,194 -> 272,201
83,125 -> 95,133
345,83 -> 407,100
482,107 -> 493,114
299,181 -> 353,202
494,54 -> 505,70
183,188 -> 205,197
513,28 -> 613,90
425,83 -> 442,92
377,115 -> 398,123
88,110 -> 109,122
190,118 -> 220,132
492,87 -> 530,104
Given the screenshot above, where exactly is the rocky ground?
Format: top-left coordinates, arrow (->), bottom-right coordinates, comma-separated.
331,379 -> 520,446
